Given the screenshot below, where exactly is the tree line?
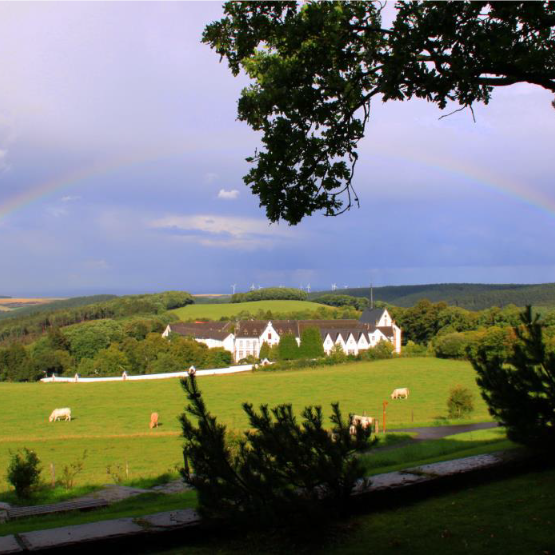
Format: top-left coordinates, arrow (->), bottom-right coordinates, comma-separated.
311,283 -> 555,311
0,315 -> 231,382
231,287 -> 308,303
0,291 -> 194,346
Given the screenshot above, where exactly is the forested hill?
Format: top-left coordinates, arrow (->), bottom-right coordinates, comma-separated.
0,291 -> 193,344
309,283 -> 555,310
0,295 -> 117,321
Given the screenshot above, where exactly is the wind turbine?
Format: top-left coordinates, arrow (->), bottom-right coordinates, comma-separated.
231,284 -> 237,295
250,283 -> 256,291
306,283 -> 311,293
331,283 -> 337,291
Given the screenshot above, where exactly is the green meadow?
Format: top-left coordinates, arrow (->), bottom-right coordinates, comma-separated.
169,299 -> 336,320
0,358 -> 493,491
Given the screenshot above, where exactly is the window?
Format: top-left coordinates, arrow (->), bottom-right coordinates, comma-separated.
268,333 -> 272,340
238,351 -> 244,359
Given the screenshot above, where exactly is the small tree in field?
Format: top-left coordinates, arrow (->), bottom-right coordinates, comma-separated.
447,385 -> 475,419
299,326 -> 325,359
179,374 -> 374,528
7,448 -> 42,499
278,332 -> 300,361
258,341 -> 270,361
470,306 -> 555,448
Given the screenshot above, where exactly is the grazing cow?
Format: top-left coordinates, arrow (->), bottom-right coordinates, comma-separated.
150,412 -> 159,429
391,387 -> 410,400
49,408 -> 71,422
349,414 -> 377,434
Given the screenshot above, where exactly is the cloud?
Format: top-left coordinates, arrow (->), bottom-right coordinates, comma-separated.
46,206 -> 68,218
217,189 -> 239,200
204,172 -> 219,184
60,195 -> 81,202
0,149 -> 9,172
83,259 -> 109,270
149,214 -> 295,250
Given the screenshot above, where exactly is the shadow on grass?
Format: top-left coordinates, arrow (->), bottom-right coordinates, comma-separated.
362,430 -> 513,476
0,483 -> 102,507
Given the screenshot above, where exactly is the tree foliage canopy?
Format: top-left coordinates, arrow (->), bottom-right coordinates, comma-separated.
470,307 -> 555,448
203,1 -> 555,224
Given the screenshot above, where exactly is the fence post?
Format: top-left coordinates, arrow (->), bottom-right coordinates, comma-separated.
125,460 -> 129,480
50,463 -> 55,487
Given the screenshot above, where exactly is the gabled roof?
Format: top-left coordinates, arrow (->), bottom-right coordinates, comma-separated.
169,322 -> 232,341
235,320 -> 271,338
377,326 -> 394,339
359,308 -> 386,325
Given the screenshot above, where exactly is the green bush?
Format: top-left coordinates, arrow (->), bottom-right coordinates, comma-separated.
434,332 -> 471,359
6,448 -> 42,498
61,450 -> 87,490
364,341 -> 395,360
401,341 -> 428,357
447,385 -> 475,419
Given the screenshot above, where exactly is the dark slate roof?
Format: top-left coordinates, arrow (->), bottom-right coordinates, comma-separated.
359,308 -> 386,325
169,322 -> 232,340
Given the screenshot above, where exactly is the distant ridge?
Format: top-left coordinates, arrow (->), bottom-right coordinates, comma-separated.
0,294 -> 118,320
309,283 -> 555,310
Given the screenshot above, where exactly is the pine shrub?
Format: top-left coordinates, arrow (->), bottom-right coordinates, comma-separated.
179,375 -> 374,528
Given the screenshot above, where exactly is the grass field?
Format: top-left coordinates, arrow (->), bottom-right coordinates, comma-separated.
170,299 -> 336,320
0,358 -> 494,492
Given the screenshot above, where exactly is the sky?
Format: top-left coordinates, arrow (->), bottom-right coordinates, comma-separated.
0,2 -> 554,297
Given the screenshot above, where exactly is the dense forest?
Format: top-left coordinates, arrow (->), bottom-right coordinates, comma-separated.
310,283 -> 555,310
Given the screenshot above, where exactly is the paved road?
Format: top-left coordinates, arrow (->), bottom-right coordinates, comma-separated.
389,421 -> 499,441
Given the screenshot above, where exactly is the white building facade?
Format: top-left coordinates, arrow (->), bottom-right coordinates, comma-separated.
163,308 -> 401,362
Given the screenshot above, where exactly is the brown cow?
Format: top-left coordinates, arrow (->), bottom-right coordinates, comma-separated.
149,412 -> 159,429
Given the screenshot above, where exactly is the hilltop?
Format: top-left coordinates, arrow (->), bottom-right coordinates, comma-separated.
309,283 -> 555,310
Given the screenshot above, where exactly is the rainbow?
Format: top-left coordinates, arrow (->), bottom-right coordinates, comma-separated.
1,143 -> 554,223
370,144 -> 555,221
0,143 -> 194,222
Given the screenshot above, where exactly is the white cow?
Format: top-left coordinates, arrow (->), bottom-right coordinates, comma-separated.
391,387 -> 410,400
349,414 -> 377,434
49,408 -> 71,422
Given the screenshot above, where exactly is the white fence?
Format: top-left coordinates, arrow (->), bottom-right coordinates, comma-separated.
40,363 -> 258,383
